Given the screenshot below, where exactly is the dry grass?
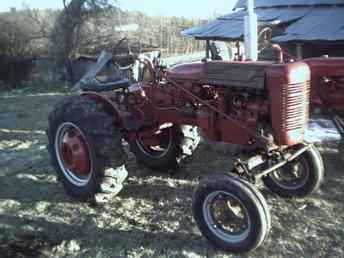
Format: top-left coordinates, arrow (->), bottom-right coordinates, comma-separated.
0,89 -> 343,258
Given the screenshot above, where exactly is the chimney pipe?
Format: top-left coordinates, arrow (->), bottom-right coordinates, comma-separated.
244,0 -> 258,61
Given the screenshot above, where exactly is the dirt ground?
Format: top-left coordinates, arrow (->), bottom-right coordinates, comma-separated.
0,88 -> 343,258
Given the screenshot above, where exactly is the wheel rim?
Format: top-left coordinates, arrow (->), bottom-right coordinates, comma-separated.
270,156 -> 310,190
55,122 -> 92,187
135,127 -> 173,158
202,191 -> 251,243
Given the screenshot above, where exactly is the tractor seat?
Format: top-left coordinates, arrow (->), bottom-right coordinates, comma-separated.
80,78 -> 130,92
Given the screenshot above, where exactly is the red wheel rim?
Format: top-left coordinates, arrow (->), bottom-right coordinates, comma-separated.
55,122 -> 92,187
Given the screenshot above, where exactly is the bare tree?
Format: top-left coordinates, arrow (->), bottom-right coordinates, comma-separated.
50,0 -> 115,82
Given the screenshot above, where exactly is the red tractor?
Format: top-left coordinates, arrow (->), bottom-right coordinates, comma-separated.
303,57 -> 344,142
47,50 -> 324,252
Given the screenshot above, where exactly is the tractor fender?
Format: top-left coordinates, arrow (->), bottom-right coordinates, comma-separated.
81,91 -> 125,129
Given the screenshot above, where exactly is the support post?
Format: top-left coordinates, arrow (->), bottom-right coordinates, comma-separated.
244,0 -> 258,61
206,40 -> 210,59
296,43 -> 303,59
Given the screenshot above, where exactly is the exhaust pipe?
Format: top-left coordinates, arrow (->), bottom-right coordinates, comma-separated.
244,0 -> 258,61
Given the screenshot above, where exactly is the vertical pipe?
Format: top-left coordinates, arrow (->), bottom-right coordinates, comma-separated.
206,40 -> 210,58
296,43 -> 303,59
244,0 -> 258,61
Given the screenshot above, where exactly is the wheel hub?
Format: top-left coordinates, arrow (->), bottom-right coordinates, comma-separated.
59,126 -> 91,177
211,194 -> 247,233
273,158 -> 308,188
203,191 -> 251,243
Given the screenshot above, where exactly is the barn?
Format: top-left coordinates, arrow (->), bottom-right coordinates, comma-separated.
182,0 -> 344,59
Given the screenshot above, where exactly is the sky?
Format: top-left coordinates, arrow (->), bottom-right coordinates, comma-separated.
0,0 -> 238,18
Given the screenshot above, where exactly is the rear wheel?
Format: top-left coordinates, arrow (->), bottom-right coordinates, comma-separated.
262,144 -> 324,198
47,96 -> 128,201
193,174 -> 270,253
129,125 -> 200,170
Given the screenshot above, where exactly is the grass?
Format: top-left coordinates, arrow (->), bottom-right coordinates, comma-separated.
0,87 -> 343,258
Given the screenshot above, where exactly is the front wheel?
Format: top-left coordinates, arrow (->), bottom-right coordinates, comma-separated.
193,174 -> 270,253
262,144 -> 324,198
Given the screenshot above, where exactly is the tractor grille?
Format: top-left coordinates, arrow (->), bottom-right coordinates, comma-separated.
267,62 -> 311,146
281,81 -> 310,132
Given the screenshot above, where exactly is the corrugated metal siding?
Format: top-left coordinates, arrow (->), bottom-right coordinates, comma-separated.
235,0 -> 344,9
182,5 -> 344,42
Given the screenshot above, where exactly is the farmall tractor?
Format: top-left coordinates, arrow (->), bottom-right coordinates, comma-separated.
47,53 -> 325,252
46,4 -> 327,255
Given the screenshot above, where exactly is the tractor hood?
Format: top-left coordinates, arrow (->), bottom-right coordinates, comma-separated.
166,62 -> 204,82
166,60 -> 272,90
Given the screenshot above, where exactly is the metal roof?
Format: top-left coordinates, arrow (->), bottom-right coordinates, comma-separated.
182,5 -> 344,42
220,7 -> 311,22
181,15 -> 245,40
235,0 -> 344,9
273,7 -> 344,41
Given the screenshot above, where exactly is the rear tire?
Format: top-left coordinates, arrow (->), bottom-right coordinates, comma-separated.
129,125 -> 200,170
193,174 -> 270,253
262,144 -> 324,198
47,96 -> 128,201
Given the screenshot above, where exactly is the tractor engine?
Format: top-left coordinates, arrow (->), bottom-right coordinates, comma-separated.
166,60 -> 311,147
225,89 -> 269,125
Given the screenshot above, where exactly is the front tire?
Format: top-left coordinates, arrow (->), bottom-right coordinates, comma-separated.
47,96 -> 128,201
262,144 -> 324,198
193,174 -> 270,253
